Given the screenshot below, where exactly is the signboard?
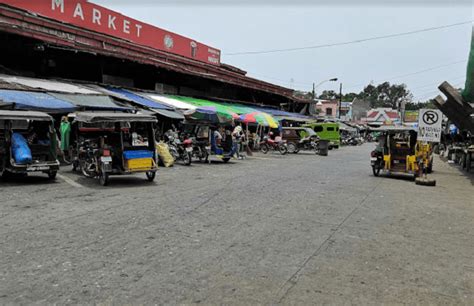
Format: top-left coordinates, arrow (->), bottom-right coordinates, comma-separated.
417,109 -> 442,143
404,110 -> 419,123
0,0 -> 221,65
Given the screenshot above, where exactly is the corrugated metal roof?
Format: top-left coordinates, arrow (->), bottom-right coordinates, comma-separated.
50,93 -> 128,111
0,110 -> 52,121
0,74 -> 101,94
0,90 -> 76,113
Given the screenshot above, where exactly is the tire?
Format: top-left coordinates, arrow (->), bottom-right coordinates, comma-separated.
287,143 -> 297,154
146,171 -> 156,182
372,166 -> 381,177
99,171 -> 109,186
183,153 -> 192,166
427,159 -> 433,174
260,144 -> 269,154
72,160 -> 79,172
223,158 -> 231,163
48,171 -> 57,180
279,144 -> 288,155
169,146 -> 179,162
467,154 -> 471,172
80,159 -> 96,178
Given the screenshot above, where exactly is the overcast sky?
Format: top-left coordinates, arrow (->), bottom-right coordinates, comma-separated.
94,0 -> 472,101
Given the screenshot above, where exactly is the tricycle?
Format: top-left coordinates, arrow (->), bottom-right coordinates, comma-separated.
370,126 -> 433,179
0,110 -> 60,180
282,127 -> 320,154
69,112 -> 158,186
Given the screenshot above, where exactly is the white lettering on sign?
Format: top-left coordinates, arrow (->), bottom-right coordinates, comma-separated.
123,19 -> 130,34
73,3 -> 84,20
92,8 -> 102,25
108,15 -> 116,30
52,0 -> 64,13
135,24 -> 143,37
417,109 -> 443,143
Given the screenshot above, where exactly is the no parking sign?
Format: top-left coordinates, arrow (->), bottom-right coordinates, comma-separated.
417,109 -> 442,143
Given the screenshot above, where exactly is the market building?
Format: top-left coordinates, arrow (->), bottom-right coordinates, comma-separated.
0,0 -> 300,108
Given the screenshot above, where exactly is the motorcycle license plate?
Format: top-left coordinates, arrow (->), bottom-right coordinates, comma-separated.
101,156 -> 112,163
185,147 -> 193,152
370,157 -> 378,161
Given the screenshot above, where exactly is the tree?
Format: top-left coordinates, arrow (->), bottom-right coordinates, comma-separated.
318,90 -> 338,100
356,82 -> 412,109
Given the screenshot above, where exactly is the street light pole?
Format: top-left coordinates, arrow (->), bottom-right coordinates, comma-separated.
312,78 -> 338,100
339,83 -> 343,119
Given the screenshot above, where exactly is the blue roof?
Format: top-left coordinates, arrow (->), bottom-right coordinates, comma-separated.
0,90 -> 76,113
252,105 -> 309,119
106,87 -> 172,110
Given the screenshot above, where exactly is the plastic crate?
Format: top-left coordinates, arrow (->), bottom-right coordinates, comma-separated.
126,157 -> 154,171
123,150 -> 154,160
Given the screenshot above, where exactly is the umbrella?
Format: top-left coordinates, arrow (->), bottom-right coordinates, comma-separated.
184,106 -> 238,124
239,111 -> 279,129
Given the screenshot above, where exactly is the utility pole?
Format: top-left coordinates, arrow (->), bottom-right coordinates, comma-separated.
312,83 -> 316,100
339,83 -> 343,119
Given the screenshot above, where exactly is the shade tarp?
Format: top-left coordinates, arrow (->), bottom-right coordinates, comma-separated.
0,74 -> 100,94
0,90 -> 76,113
145,94 -> 197,110
463,27 -> 474,102
170,96 -> 239,123
0,110 -> 53,121
105,87 -> 173,110
74,112 -> 157,123
50,93 -> 129,111
151,108 -> 185,120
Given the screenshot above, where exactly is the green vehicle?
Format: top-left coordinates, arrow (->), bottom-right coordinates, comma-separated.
303,122 -> 341,149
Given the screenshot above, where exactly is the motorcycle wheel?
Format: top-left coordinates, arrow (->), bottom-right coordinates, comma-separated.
80,159 -> 96,178
146,171 -> 156,182
372,166 -> 381,177
260,144 -> 269,154
183,153 -> 192,166
169,146 -> 179,162
48,171 -> 57,180
287,143 -> 298,154
279,144 -> 288,155
223,157 -> 231,163
99,171 -> 109,186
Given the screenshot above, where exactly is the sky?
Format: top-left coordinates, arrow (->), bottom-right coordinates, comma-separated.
94,0 -> 473,102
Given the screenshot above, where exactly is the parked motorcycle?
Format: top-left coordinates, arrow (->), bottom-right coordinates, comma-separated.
165,130 -> 193,166
191,137 -> 210,163
259,135 -> 288,155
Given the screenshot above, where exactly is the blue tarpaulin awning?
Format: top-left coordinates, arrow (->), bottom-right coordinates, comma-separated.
252,105 -> 310,119
0,90 -> 76,113
106,87 -> 172,110
50,93 -> 130,111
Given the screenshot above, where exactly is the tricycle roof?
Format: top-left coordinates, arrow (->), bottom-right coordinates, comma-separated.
73,111 -> 158,123
282,127 -> 316,134
0,110 -> 53,121
370,126 -> 416,133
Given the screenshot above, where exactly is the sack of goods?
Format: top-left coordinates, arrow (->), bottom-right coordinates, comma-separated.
12,133 -> 32,165
156,142 -> 174,168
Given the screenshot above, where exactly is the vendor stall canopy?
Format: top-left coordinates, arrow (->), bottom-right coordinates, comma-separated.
0,110 -> 53,121
74,112 -> 157,123
0,75 -> 100,94
50,93 -> 130,111
0,90 -> 76,113
103,87 -> 185,120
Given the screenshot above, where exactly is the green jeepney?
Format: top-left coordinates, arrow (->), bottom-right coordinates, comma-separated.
304,122 -> 341,149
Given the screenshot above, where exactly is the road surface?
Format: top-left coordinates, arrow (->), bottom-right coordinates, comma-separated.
0,144 -> 472,304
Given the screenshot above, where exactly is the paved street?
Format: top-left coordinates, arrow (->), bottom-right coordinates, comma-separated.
0,144 -> 472,304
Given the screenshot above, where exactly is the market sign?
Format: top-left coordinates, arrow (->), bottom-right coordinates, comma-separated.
417,109 -> 442,143
0,0 -> 221,65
